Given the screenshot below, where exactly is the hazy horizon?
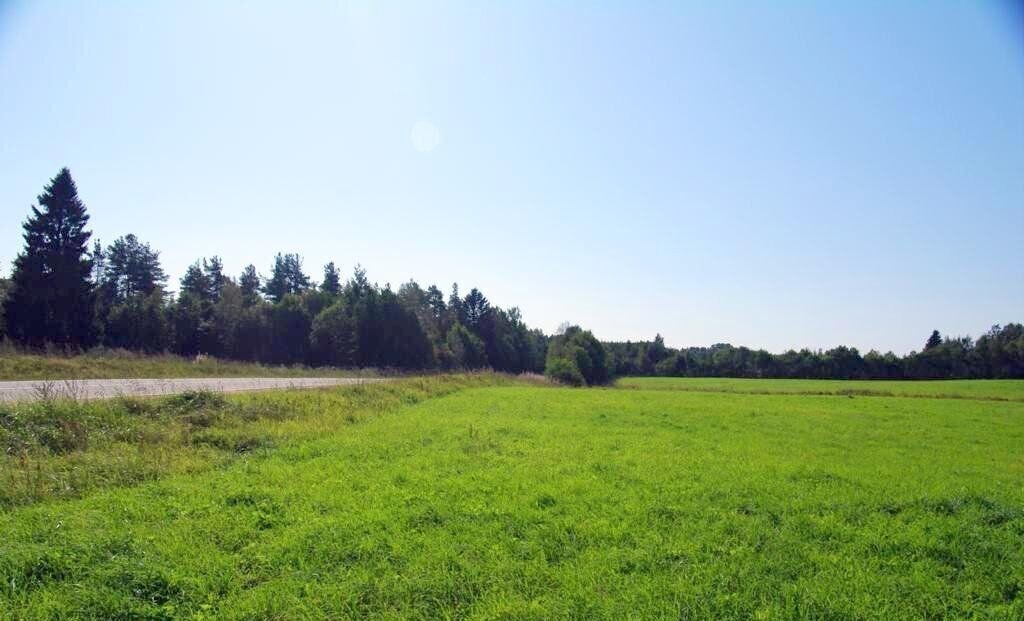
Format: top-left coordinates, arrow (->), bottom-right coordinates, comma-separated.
2,1 -> 1021,355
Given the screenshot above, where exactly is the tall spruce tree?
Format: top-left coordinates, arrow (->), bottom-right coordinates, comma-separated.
4,168 -> 96,348
448,283 -> 464,325
462,288 -> 491,331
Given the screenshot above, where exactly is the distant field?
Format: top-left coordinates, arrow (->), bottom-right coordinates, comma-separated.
0,350 -> 378,381
617,376 -> 1024,401
2,377 -> 1021,619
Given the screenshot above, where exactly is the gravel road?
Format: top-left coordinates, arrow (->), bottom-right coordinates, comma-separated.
0,377 -> 378,403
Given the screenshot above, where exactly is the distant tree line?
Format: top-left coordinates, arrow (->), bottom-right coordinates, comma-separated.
606,327 -> 1024,380
2,169 -> 1020,381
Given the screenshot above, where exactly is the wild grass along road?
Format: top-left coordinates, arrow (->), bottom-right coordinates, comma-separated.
0,377 -> 379,402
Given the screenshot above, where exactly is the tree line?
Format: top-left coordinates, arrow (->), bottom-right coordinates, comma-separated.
606,326 -> 1024,380
0,169 -> 547,374
2,169 -> 1020,382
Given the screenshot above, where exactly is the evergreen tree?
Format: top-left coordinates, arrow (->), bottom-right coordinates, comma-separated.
925,330 -> 942,350
477,308 -> 519,372
425,285 -> 446,320
204,256 -> 228,301
448,283 -> 465,325
174,261 -> 217,355
171,292 -> 210,356
3,168 -> 96,347
90,239 -> 106,285
104,289 -> 170,352
374,287 -> 434,368
101,234 -> 167,303
239,264 -> 262,306
268,294 -> 311,363
211,281 -> 267,360
263,255 -> 289,303
344,264 -> 371,305
264,253 -> 310,302
321,262 -> 341,296
94,235 -> 169,349
462,288 -> 491,331
180,261 -> 213,302
643,333 -> 669,372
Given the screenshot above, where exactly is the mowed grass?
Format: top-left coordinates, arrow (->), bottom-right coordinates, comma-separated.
2,381 -> 1023,619
617,376 -> 1024,401
0,350 -> 378,381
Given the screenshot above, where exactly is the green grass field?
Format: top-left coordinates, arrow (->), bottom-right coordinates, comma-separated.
617,376 -> 1024,401
0,350 -> 378,381
2,377 -> 1022,619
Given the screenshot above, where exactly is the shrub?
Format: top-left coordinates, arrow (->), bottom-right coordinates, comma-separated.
446,323 -> 488,369
309,302 -> 357,366
544,325 -> 610,386
544,356 -> 585,386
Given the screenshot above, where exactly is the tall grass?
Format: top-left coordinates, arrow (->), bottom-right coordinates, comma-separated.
0,373 -> 518,507
0,345 -> 382,381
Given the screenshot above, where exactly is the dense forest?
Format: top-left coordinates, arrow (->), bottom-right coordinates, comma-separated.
0,170 -> 548,375
3,169 -> 1022,383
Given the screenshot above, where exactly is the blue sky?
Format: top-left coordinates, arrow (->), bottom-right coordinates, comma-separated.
1,1 -> 1021,354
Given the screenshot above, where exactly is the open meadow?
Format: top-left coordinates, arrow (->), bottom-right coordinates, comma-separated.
616,377 -> 1024,401
1,376 -> 1022,619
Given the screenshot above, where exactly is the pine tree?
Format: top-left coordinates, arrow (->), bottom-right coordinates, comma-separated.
321,262 -> 341,296
344,264 -> 371,305
90,239 -> 106,285
425,285 -> 446,320
101,234 -> 167,302
263,253 -> 310,302
925,330 -> 942,351
239,265 -> 262,306
644,333 -> 669,370
174,260 -> 221,356
3,168 -> 96,347
204,256 -> 227,301
180,261 -> 213,302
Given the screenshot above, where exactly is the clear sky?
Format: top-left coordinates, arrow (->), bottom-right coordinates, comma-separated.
1,1 -> 1021,354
